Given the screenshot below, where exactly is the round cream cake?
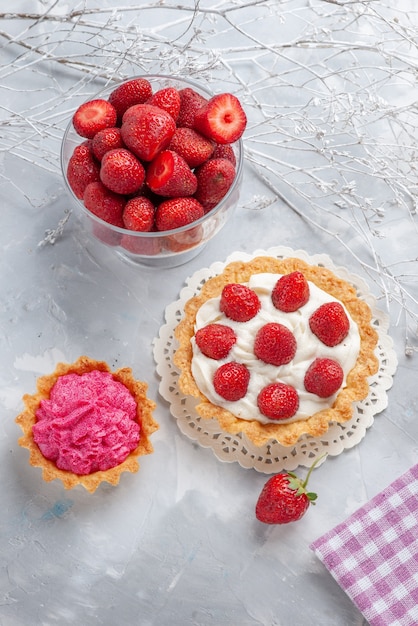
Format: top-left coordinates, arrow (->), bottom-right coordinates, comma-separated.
174,256 -> 379,446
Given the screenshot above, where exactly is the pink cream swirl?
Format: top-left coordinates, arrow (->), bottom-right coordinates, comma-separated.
33,370 -> 140,475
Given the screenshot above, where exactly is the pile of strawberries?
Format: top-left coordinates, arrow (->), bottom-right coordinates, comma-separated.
66,77 -> 246,254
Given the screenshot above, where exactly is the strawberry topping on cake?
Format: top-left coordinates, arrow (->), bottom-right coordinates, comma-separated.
190,272 -> 361,425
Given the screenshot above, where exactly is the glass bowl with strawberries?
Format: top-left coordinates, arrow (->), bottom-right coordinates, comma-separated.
61,74 -> 245,268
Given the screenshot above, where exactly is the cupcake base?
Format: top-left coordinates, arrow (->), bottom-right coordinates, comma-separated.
16,356 -> 158,492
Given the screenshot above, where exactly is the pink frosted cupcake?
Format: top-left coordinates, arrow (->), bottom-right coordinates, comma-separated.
15,356 -> 158,492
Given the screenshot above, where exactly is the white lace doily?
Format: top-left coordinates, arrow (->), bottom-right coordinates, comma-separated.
153,246 -> 397,472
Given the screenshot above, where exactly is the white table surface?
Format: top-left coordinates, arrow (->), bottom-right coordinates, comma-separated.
2,2 -> 418,625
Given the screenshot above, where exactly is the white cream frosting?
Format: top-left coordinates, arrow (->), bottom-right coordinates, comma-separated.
191,273 -> 361,424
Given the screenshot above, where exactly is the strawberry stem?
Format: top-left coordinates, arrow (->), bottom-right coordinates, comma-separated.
301,453 -> 327,490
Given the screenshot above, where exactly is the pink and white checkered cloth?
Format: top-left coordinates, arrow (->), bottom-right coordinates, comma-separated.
310,464 -> 418,626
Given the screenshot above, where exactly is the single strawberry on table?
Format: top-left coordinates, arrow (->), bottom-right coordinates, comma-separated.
255,458 -> 323,525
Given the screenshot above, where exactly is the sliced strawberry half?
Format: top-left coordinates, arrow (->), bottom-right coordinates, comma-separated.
72,99 -> 117,139
193,93 -> 247,144
146,150 -> 197,197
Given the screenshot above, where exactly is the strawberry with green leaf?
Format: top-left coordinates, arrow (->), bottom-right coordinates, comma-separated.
255,457 -> 324,524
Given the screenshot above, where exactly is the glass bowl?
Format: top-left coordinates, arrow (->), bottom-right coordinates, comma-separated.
60,74 -> 244,268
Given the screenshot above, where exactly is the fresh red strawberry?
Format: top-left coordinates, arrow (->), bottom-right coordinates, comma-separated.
309,301 -> 350,347
220,284 -> 261,322
121,232 -> 162,256
92,221 -> 122,247
108,77 -> 153,121
257,383 -> 299,420
100,148 -> 145,195
146,150 -> 197,197
147,87 -> 181,121
272,271 -> 310,312
167,224 -> 204,253
254,323 -> 297,366
255,464 -> 319,525
211,143 -> 236,166
194,157 -> 236,211
168,127 -> 215,167
121,104 -> 176,161
195,324 -> 237,360
213,362 -> 250,401
193,93 -> 247,144
122,196 -> 155,231
91,127 -> 124,161
177,87 -> 208,128
72,99 -> 117,139
304,357 -> 344,398
66,142 -> 100,199
154,197 -> 204,231
83,181 -> 125,226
